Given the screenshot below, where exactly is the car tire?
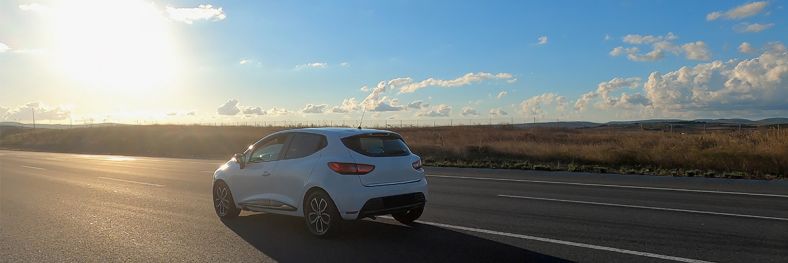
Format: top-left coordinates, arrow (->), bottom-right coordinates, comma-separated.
213,181 -> 241,219
392,206 -> 423,225
304,190 -> 342,237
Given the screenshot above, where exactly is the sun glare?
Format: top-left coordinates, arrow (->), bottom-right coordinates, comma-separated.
51,0 -> 179,94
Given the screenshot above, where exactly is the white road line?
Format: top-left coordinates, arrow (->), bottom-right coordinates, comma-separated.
428,174 -> 788,198
498,194 -> 788,222
21,165 -> 47,170
380,216 -> 712,263
97,177 -> 165,187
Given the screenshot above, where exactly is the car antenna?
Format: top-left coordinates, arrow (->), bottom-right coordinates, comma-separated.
357,105 -> 366,129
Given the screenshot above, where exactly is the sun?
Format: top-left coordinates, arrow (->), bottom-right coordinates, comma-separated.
51,0 -> 179,94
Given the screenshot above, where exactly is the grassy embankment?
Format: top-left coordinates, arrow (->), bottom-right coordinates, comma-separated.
1,125 -> 785,179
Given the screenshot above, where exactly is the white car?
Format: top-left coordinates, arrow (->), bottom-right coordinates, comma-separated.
212,128 -> 428,237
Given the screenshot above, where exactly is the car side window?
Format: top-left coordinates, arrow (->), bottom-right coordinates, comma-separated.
284,133 -> 326,160
249,135 -> 288,163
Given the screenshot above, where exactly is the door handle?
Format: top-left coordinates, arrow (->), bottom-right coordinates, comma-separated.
261,171 -> 271,176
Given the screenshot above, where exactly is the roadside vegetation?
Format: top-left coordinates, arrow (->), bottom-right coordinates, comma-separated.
1,124 -> 785,179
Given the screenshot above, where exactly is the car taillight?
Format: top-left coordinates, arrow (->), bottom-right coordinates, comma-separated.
328,162 -> 375,175
412,159 -> 423,170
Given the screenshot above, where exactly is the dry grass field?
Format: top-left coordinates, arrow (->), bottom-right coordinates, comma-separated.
1,124 -> 785,179
399,126 -> 787,179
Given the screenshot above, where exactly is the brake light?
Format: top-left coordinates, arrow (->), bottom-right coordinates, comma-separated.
412,159 -> 423,170
328,162 -> 375,175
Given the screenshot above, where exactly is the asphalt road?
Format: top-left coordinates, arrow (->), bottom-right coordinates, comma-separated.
1,150 -> 787,262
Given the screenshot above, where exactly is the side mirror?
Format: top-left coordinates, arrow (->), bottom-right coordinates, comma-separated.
233,153 -> 246,169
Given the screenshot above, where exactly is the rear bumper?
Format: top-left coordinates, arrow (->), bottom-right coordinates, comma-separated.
358,192 -> 425,218
333,178 -> 428,220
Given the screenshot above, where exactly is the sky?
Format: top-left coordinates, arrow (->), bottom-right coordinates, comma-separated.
1,0 -> 787,124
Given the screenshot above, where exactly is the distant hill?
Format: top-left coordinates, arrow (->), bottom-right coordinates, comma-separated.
755,118 -> 788,125
0,122 -> 125,129
513,121 -> 600,129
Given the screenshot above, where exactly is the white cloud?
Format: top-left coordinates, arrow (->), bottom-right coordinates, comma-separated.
738,42 -> 753,53
643,47 -> 787,113
597,77 -> 642,105
417,104 -> 451,117
575,77 -> 645,111
622,32 -> 677,44
537,36 -> 548,45
166,5 -> 226,24
407,100 -> 429,109
370,98 -> 406,112
520,93 -> 567,117
496,91 -> 508,99
460,107 -> 478,116
330,98 -> 359,113
578,44 -> 788,116
268,107 -> 289,116
611,33 -> 711,62
361,81 -> 386,108
18,3 -> 50,13
681,41 -> 711,60
734,22 -> 774,33
301,104 -> 329,114
0,42 -> 8,53
243,107 -> 266,115
295,62 -> 328,70
239,59 -> 263,67
611,33 -> 679,62
629,48 -> 665,62
356,81 -> 406,112
706,12 -> 722,21
396,72 -> 514,93
489,108 -> 508,116
2,102 -> 70,121
609,46 -> 638,56
707,1 -> 768,21
574,91 -> 598,111
217,99 -> 241,115
339,62 -> 350,67
618,93 -> 651,108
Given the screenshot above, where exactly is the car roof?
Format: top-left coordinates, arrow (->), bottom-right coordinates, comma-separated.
281,127 -> 399,138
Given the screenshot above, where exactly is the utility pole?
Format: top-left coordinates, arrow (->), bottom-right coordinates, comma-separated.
32,108 -> 36,129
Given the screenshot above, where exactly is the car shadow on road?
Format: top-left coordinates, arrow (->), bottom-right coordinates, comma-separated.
221,212 -> 571,263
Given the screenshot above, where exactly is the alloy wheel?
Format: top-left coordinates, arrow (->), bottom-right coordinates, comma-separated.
307,197 -> 331,234
215,184 -> 230,217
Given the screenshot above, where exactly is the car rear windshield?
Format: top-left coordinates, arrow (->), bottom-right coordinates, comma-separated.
341,133 -> 410,157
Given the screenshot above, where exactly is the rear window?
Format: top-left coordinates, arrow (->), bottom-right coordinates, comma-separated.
341,133 -> 410,157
